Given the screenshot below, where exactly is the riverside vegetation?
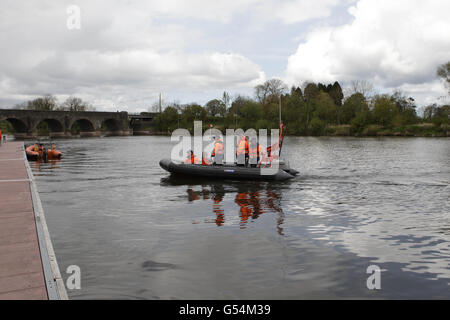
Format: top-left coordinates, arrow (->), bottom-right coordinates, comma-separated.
1,63 -> 449,137
153,63 -> 450,137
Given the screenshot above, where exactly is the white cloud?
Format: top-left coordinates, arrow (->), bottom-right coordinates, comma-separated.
2,0 -> 446,110
134,0 -> 343,25
0,0 -> 271,111
274,0 -> 342,24
285,0 -> 450,105
1,0 -> 342,111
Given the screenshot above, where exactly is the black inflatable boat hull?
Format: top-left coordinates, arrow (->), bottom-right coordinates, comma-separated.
159,159 -> 295,181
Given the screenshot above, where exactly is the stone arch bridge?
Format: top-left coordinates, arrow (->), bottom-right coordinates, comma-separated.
0,109 -> 133,138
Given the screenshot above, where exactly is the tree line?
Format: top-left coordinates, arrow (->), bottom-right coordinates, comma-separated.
154,62 -> 450,136
3,62 -> 449,137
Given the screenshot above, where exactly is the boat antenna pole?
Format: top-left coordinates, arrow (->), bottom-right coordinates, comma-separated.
278,94 -> 284,157
279,94 -> 282,126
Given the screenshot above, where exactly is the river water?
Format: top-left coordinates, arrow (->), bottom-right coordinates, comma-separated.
29,136 -> 449,299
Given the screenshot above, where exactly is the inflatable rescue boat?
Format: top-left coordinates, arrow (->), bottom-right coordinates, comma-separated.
159,159 -> 298,181
25,144 -> 62,161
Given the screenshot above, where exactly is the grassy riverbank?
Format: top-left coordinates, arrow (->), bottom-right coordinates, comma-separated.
136,122 -> 449,137
325,123 -> 449,137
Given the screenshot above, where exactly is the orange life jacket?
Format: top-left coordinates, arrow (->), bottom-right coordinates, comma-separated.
249,144 -> 262,159
236,137 -> 249,156
185,154 -> 199,164
202,158 -> 210,165
211,141 -> 224,157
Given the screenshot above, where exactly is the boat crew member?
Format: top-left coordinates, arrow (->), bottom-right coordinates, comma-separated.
184,150 -> 200,164
248,137 -> 263,168
39,143 -> 48,161
211,136 -> 224,165
236,135 -> 249,167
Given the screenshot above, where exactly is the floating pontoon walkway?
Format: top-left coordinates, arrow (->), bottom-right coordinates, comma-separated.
0,141 -> 67,300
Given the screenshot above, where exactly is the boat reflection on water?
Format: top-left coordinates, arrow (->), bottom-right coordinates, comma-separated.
30,159 -> 61,172
161,176 -> 286,234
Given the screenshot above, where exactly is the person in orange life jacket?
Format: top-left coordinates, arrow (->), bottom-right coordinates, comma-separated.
211,136 -> 224,165
248,137 -> 264,168
39,143 -> 48,161
184,150 -> 200,164
201,152 -> 210,165
236,134 -> 249,167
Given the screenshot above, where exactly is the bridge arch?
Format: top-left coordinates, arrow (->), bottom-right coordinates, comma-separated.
101,118 -> 123,135
70,118 -> 96,136
35,118 -> 65,136
3,118 -> 28,134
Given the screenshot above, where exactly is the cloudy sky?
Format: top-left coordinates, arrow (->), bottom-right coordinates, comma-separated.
0,0 -> 449,112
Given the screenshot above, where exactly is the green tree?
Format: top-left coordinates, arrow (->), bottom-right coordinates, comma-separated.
341,93 -> 368,124
317,83 -> 328,93
350,112 -> 369,134
423,104 -> 438,121
314,91 -> 336,124
373,95 -> 398,127
328,81 -> 344,107
290,86 -> 304,101
182,104 -> 207,124
205,99 -> 226,117
303,83 -> 319,103
303,83 -> 319,128
284,88 -> 307,134
162,106 -> 179,131
309,117 -> 324,136
228,95 -> 251,115
432,105 -> 450,126
226,95 -> 251,128
391,92 -> 418,125
238,100 -> 262,129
